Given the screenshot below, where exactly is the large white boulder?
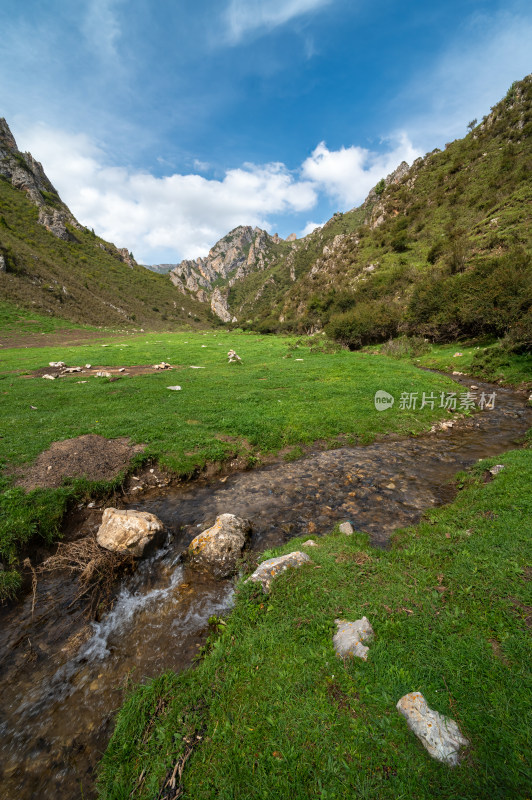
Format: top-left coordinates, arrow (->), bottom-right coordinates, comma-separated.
396,692 -> 469,765
96,508 -> 165,558
247,551 -> 312,593
188,514 -> 251,578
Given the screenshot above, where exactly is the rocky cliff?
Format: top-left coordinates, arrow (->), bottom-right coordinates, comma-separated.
161,225 -> 286,320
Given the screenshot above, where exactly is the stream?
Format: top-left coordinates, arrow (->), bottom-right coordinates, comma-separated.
0,375 -> 530,799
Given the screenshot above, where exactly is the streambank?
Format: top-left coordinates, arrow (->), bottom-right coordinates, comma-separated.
0,375 -> 530,798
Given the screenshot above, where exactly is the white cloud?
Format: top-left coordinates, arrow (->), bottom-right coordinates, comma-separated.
17,124 -> 317,263
192,158 -> 211,172
301,133 -> 421,208
300,221 -> 324,237
15,122 -> 424,263
224,0 -> 333,43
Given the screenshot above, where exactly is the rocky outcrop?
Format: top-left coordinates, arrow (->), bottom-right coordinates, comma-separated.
211,288 -> 233,323
117,248 -> 135,268
396,692 -> 469,765
360,160 -> 412,229
247,551 -> 312,593
96,508 -> 165,558
38,207 -> 77,241
0,117 -> 83,240
165,225 -> 285,320
188,514 -> 251,578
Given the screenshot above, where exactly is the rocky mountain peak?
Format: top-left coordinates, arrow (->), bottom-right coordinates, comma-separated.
0,117 -> 18,153
166,224 -> 284,320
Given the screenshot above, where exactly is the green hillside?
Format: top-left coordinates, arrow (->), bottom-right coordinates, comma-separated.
228,76 -> 532,351
0,129 -> 212,330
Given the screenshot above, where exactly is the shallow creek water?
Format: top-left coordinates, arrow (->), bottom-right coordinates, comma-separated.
0,376 -> 530,798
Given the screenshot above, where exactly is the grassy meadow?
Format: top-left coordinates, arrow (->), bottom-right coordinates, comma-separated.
1,327 -> 466,597
98,449 -> 532,800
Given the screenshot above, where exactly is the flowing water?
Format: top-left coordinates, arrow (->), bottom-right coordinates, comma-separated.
0,376 -> 530,798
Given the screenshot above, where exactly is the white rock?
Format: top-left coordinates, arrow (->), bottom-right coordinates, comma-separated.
228,349 -> 242,363
96,508 -> 165,558
85,364 -> 92,369
49,361 -> 65,367
167,385 -> 182,391
339,521 -> 354,535
301,539 -> 318,547
95,371 -> 112,378
188,514 -> 251,578
333,617 -> 374,660
247,551 -> 312,593
42,374 -> 56,380
489,464 -> 505,476
396,692 -> 469,765
64,366 -> 82,373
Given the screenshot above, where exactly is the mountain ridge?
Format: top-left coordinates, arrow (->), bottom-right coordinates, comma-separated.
197,75 -> 531,349
0,119 -> 212,329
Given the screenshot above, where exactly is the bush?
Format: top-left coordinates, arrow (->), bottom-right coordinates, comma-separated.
381,335 -> 431,359
325,302 -> 399,349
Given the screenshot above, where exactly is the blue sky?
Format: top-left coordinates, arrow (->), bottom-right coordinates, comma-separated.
1,0 -> 530,263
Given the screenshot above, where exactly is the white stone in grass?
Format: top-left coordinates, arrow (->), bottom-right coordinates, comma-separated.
167,385 -> 182,391
42,374 -> 56,380
396,692 -> 469,766
339,521 -> 354,535
247,551 -> 312,593
489,464 -> 505,476
301,539 -> 318,547
333,617 -> 374,660
49,361 -> 65,367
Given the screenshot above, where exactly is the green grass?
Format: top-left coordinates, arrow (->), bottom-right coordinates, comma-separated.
0,330 -> 461,596
98,448 -> 532,799
363,338 -> 532,388
0,299 -> 89,338
411,341 -> 531,386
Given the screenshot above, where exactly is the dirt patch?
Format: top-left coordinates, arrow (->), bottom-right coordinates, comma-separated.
14,435 -> 145,491
24,364 -> 182,379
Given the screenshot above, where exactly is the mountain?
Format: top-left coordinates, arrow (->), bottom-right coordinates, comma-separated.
0,119 -> 211,329
185,75 -> 531,349
142,263 -> 176,275
159,225 -> 293,321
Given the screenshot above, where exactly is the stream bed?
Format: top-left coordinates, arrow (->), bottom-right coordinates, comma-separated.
0,376 -> 530,798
